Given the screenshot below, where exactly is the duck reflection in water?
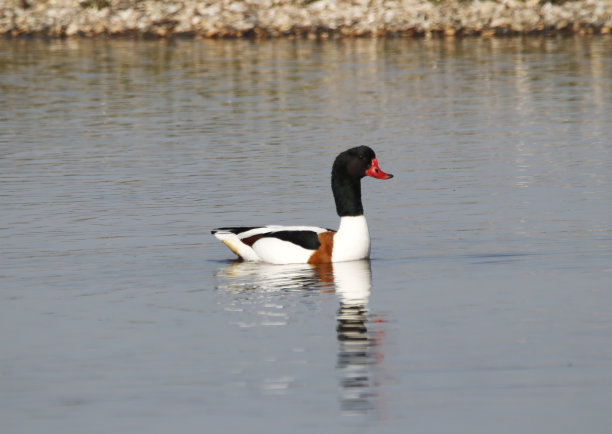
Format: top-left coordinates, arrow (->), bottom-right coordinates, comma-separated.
214,259 -> 381,415
333,260 -> 379,415
213,260 -> 335,293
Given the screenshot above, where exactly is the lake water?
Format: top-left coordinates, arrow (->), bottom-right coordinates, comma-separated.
1,36 -> 611,433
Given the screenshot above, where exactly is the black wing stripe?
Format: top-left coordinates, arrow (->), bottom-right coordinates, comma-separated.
260,230 -> 321,250
211,226 -> 262,235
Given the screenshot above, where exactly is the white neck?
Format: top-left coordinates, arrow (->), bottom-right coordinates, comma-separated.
332,216 -> 370,262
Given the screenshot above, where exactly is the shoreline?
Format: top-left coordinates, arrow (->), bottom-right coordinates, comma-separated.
1,0 -> 612,39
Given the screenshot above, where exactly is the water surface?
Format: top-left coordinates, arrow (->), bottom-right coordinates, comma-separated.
1,36 -> 611,433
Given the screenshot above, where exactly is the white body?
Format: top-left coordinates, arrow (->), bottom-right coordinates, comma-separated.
253,237 -> 314,264
213,225 -> 328,265
213,217 -> 371,264
332,216 -> 370,262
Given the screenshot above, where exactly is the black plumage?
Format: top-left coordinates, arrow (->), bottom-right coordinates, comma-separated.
260,230 -> 321,250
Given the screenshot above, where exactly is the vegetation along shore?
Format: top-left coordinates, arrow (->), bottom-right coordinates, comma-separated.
1,0 -> 611,38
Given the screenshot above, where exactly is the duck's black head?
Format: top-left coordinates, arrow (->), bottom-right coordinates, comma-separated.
331,146 -> 393,217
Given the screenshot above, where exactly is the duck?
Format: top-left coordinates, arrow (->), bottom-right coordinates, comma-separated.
212,146 -> 393,264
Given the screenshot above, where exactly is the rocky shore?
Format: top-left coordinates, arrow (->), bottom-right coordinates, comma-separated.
1,0 -> 611,38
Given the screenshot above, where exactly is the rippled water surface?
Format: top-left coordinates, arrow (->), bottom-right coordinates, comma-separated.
2,36 -> 612,433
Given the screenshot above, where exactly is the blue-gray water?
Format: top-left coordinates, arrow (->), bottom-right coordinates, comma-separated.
1,37 -> 611,433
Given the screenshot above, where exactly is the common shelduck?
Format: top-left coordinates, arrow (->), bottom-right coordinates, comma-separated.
212,146 -> 393,264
